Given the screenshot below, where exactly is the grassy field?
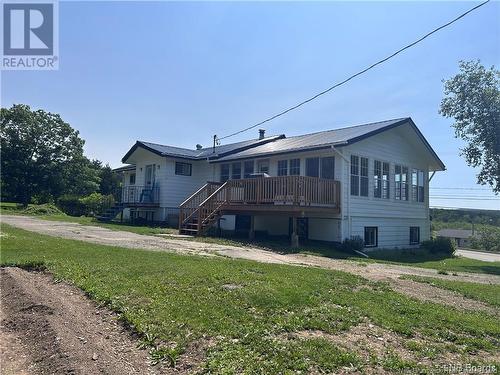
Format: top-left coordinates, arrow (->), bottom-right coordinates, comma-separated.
1,224 -> 499,372
2,201 -> 500,276
402,275 -> 500,307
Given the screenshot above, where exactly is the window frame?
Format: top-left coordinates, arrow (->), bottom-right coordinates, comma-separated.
360,156 -> 369,197
175,162 -> 192,176
395,164 -> 409,201
320,156 -> 335,180
243,161 -> 254,179
129,173 -> 136,185
277,160 -> 288,176
231,162 -> 242,180
410,226 -> 420,245
364,226 -> 378,248
305,157 -> 320,178
373,160 -> 382,198
382,162 -> 390,199
289,158 -> 300,175
220,163 -> 230,182
350,155 -> 360,196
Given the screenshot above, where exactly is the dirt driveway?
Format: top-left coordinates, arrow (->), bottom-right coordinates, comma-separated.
2,215 -> 500,314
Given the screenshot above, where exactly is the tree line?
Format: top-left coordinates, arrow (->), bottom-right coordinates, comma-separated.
1,104 -> 120,211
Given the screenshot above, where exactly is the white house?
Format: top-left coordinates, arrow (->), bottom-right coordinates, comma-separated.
110,117 -> 445,249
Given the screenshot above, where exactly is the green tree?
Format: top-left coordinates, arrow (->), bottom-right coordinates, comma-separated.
440,60 -> 500,194
99,163 -> 121,195
0,104 -> 100,205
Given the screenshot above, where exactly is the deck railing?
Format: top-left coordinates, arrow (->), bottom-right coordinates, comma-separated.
224,176 -> 340,207
118,185 -> 160,205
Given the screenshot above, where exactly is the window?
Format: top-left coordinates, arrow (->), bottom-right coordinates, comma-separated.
175,162 -> 192,176
360,157 -> 369,197
243,161 -> 254,178
410,227 -> 420,245
364,227 -> 378,247
257,159 -> 269,174
395,165 -> 408,200
277,160 -> 288,176
321,157 -> 335,179
306,157 -> 319,177
350,155 -> 359,196
220,164 -> 230,182
374,160 -> 382,198
418,170 -> 425,202
382,162 -> 390,199
129,173 -> 136,185
289,158 -> 300,175
411,169 -> 418,201
231,162 -> 241,180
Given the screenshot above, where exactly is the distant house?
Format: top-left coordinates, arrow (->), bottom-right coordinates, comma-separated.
436,229 -> 476,248
110,117 -> 445,249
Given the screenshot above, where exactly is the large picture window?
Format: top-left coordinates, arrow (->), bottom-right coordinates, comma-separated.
175,162 -> 192,176
364,227 -> 378,247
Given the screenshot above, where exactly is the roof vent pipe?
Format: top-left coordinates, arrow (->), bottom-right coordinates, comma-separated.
258,129 -> 265,140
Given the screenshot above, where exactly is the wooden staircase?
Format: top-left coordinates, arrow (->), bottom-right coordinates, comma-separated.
179,181 -> 227,236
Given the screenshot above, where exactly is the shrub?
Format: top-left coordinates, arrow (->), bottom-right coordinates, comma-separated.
23,203 -> 64,216
421,237 -> 456,256
79,192 -> 114,216
340,236 -> 364,253
471,227 -> 500,252
57,195 -> 87,216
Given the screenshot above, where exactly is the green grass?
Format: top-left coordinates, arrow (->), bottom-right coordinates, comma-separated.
401,275 -> 500,308
3,201 -> 499,275
1,224 -> 499,372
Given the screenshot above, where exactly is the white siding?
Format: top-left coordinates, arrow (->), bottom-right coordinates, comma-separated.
340,123 -> 432,248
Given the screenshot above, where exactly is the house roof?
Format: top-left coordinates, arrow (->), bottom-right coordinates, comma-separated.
121,117 -> 445,171
436,229 -> 477,239
213,118 -> 446,170
112,164 -> 135,172
121,135 -> 284,163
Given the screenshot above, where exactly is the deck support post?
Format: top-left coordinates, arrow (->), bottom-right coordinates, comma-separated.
291,216 -> 299,248
249,215 -> 255,240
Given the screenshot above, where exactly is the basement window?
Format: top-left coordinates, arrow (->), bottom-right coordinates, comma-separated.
410,227 -> 420,245
364,227 -> 378,248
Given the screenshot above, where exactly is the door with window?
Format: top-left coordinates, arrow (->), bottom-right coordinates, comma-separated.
145,164 -> 156,187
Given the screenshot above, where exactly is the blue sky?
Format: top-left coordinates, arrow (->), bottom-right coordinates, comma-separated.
2,1 -> 499,210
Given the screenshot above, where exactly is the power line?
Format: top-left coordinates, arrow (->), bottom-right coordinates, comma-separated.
430,187 -> 492,191
217,0 -> 490,142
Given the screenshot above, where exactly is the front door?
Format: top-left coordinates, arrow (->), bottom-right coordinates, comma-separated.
145,164 -> 156,187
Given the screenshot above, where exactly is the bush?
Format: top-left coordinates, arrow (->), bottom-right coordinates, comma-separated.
471,227 -> 500,252
57,195 -> 87,216
23,203 -> 64,216
340,236 -> 364,253
421,237 -> 456,256
79,192 -> 114,216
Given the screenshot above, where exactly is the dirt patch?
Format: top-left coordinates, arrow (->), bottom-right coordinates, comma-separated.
0,267 -> 216,374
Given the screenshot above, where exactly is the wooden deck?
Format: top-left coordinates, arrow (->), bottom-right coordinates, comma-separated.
179,176 -> 341,235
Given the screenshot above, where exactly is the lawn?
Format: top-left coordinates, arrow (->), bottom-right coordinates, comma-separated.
402,275 -> 500,307
1,224 -> 499,373
3,202 -> 499,276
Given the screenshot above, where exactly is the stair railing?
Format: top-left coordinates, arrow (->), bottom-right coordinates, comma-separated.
179,181 -> 222,230
196,181 -> 230,234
